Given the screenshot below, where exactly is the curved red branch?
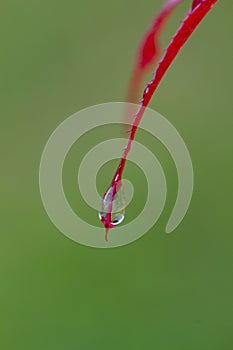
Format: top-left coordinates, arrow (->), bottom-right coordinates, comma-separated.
101,0 -> 218,239
127,0 -> 183,105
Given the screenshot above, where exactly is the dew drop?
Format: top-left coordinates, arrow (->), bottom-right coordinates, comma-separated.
98,186 -> 125,226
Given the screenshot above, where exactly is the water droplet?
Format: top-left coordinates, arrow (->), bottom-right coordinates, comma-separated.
99,186 -> 125,226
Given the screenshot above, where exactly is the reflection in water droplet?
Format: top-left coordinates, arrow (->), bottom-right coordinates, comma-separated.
98,186 -> 125,226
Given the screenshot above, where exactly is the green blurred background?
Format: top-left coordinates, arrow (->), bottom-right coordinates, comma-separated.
1,0 -> 233,349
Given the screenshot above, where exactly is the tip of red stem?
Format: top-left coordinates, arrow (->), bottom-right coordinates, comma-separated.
105,227 -> 110,242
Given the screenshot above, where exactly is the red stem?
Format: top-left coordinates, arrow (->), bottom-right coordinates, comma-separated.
127,0 -> 183,105
101,0 -> 218,238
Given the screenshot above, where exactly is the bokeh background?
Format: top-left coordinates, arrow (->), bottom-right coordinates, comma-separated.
1,0 -> 232,349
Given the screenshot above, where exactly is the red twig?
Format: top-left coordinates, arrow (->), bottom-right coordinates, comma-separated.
101,0 -> 218,239
127,0 -> 183,105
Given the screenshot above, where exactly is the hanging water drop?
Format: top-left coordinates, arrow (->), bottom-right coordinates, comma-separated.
98,185 -> 125,228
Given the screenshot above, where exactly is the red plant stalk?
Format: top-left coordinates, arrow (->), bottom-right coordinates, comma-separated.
127,0 -> 183,105
192,0 -> 203,9
101,0 -> 218,240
